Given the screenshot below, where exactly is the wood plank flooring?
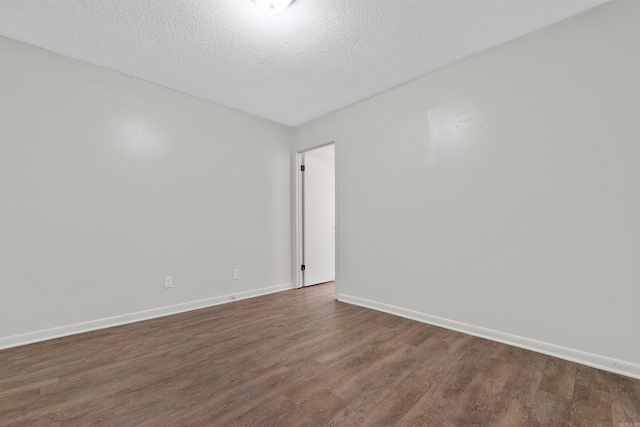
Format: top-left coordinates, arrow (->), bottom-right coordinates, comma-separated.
1,282 -> 638,426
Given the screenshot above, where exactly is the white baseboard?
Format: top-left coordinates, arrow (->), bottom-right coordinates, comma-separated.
338,293 -> 640,380
0,283 -> 292,350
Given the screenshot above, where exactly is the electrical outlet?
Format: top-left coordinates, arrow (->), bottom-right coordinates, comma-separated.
164,276 -> 173,288
232,269 -> 240,280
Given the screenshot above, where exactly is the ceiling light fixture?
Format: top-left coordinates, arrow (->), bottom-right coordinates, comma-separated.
254,0 -> 294,13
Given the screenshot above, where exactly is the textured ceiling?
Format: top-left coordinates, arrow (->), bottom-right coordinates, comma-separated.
0,0 -> 610,127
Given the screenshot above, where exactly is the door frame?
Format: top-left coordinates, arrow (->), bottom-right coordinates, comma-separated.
294,141 -> 337,291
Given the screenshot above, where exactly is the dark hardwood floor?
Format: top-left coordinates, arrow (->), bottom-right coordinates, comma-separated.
1,282 -> 638,426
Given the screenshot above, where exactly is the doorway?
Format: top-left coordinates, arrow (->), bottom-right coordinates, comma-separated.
297,143 -> 335,288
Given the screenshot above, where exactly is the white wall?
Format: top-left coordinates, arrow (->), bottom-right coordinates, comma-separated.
294,0 -> 640,378
0,37 -> 292,346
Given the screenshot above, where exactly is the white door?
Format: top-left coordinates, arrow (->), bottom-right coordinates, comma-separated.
302,144 -> 335,286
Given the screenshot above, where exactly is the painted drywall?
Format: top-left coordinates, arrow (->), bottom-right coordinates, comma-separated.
303,144 -> 335,286
294,0 -> 640,377
0,0 -> 610,127
0,37 -> 292,346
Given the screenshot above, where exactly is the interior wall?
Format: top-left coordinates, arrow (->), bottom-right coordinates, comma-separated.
0,37 -> 292,345
294,0 -> 640,377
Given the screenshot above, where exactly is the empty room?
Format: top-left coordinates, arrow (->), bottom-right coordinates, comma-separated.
1,0 -> 639,425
